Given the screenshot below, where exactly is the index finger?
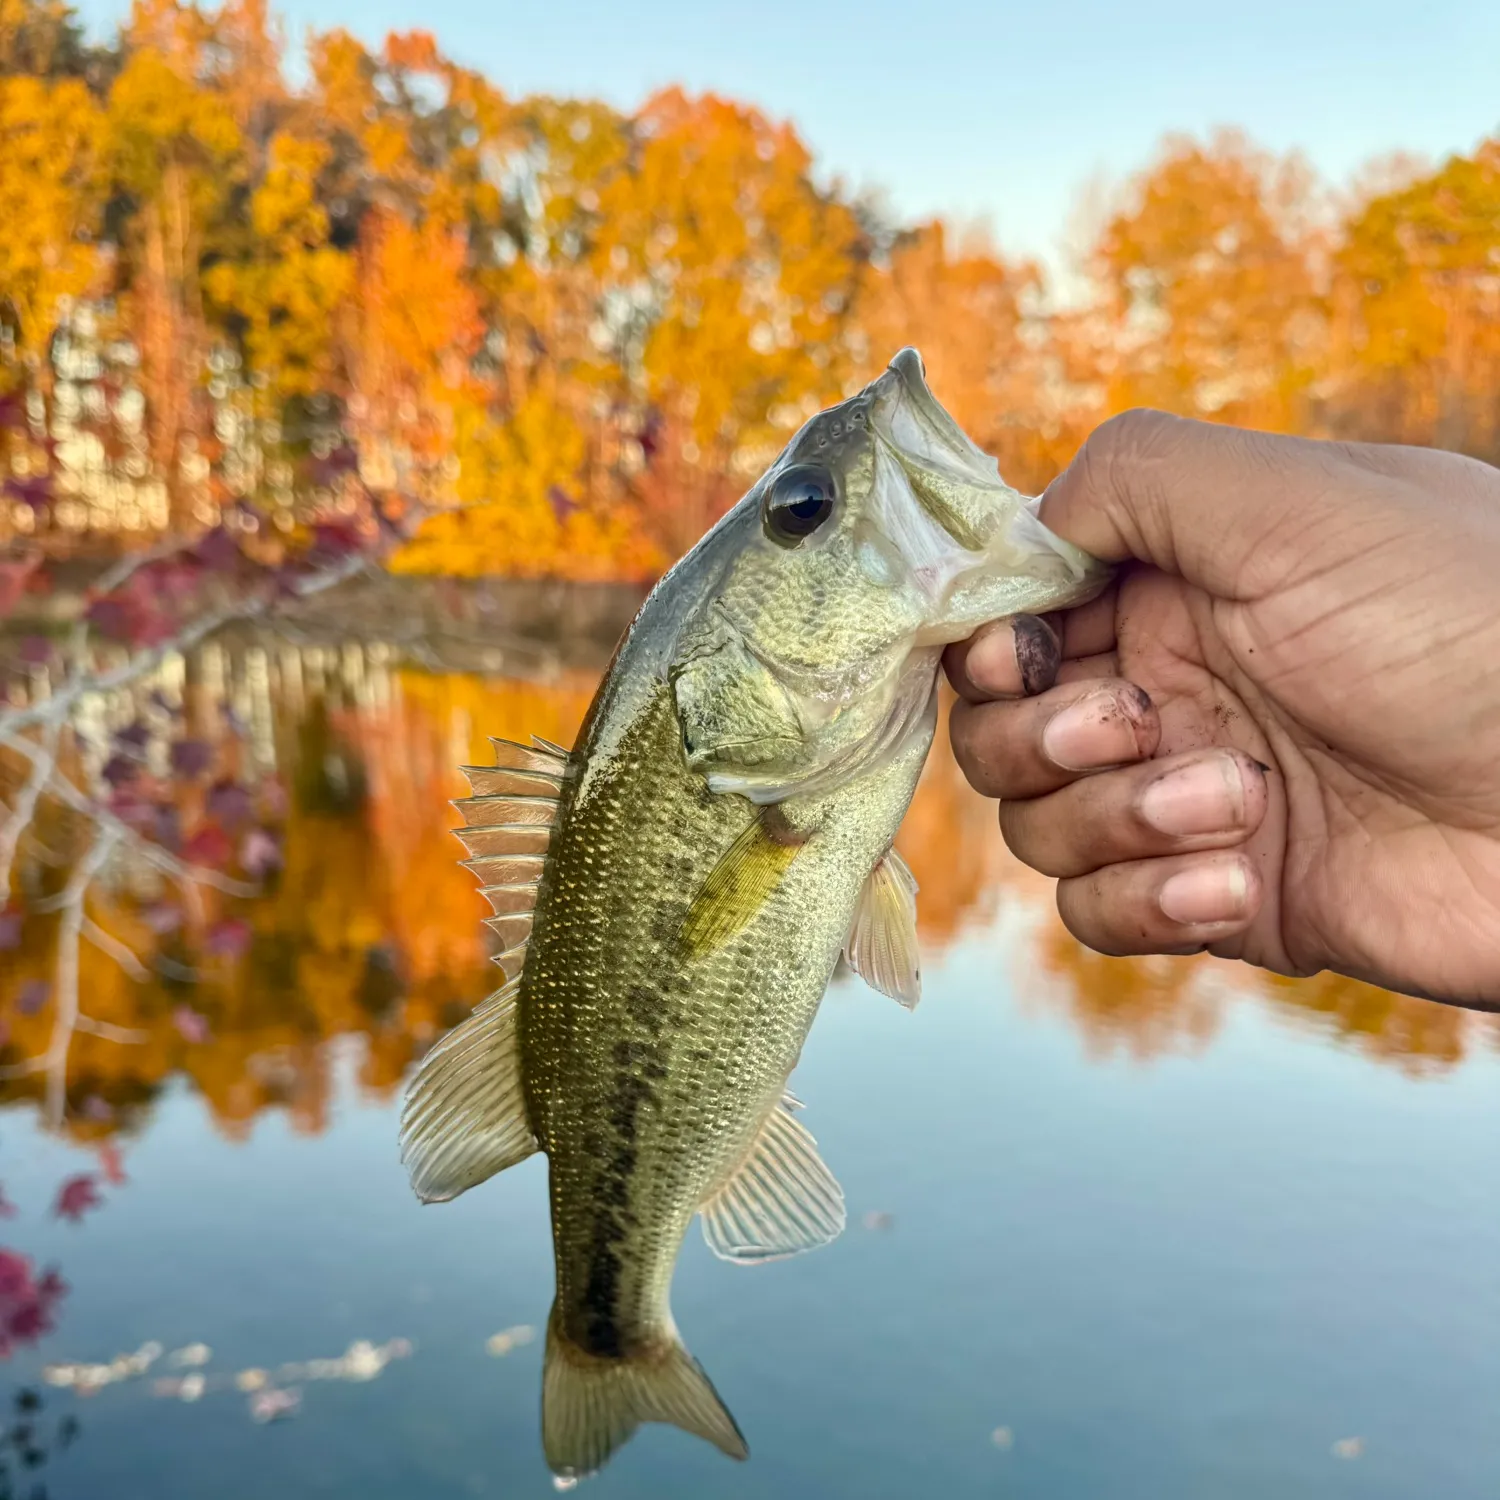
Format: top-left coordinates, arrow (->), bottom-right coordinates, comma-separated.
1039,410 -> 1349,599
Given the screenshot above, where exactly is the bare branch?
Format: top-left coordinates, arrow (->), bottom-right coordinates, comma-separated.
88,534 -> 199,599
0,1057 -> 49,1081
1,550 -> 372,738
82,916 -> 151,982
75,1015 -> 149,1045
0,719 -> 61,896
0,729 -> 259,898
45,827 -> 115,1131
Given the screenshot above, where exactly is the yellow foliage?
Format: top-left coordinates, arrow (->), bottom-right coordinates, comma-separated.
203,132 -> 353,397
0,75 -> 102,355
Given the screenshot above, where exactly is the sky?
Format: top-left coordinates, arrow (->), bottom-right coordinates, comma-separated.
73,0 -> 1500,273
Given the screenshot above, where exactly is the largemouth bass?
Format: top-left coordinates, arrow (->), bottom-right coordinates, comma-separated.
400,349 -> 1108,1479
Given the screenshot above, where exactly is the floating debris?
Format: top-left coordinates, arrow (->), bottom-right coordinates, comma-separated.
276,1337 -> 413,1384
168,1343 -> 212,1369
235,1369 -> 269,1393
860,1211 -> 896,1232
248,1387 -> 301,1424
552,1478 -> 578,1493
485,1326 -> 537,1358
1332,1436 -> 1364,1460
44,1342 -> 162,1393
990,1426 -> 1014,1451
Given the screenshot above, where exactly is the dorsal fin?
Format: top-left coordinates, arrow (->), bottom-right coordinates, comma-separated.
452,735 -> 571,980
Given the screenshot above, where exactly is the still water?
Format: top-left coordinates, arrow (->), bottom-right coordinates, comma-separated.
1,637 -> 1497,1498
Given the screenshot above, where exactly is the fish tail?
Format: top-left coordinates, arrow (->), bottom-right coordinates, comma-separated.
541,1305 -> 748,1478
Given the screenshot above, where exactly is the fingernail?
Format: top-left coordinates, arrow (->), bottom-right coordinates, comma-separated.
1042,687 -> 1152,770
1012,615 -> 1060,696
964,626 -> 1017,694
1139,755 -> 1246,836
1159,861 -> 1249,925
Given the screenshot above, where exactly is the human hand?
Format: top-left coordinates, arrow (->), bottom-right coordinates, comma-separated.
944,411 -> 1500,1010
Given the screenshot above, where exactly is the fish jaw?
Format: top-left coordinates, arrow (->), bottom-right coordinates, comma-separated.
866,348 -> 1112,641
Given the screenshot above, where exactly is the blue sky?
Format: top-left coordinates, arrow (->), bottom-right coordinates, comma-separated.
75,0 -> 1500,270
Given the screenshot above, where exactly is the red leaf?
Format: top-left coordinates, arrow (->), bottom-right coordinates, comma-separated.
203,918 -> 251,958
0,555 -> 43,616
3,475 -> 52,509
190,526 -> 240,572
181,825 -> 233,867
53,1175 -> 102,1223
97,1142 -> 128,1186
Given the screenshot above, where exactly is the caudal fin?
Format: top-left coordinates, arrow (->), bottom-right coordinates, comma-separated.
541,1308 -> 748,1479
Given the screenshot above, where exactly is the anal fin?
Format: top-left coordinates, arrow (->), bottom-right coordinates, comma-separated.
699,1092 -> 845,1263
844,847 -> 921,1009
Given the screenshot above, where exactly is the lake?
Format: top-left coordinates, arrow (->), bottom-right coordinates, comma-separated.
1,631 -> 1497,1499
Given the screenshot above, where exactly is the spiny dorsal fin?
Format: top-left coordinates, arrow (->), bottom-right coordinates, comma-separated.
699,1091 -> 846,1263
843,847 -> 921,1009
400,977 -> 537,1202
451,734 -> 571,976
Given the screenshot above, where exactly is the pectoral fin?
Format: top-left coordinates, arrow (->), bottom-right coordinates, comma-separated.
699,1092 -> 846,1263
679,812 -> 804,956
843,848 -> 921,1009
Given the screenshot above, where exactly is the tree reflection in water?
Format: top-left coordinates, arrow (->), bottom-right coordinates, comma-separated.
3,638 -> 1493,1162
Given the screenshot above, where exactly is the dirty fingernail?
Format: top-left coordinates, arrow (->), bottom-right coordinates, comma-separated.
1012,614 -> 1061,696
1158,860 -> 1250,925
1041,686 -> 1152,770
1139,754 -> 1247,837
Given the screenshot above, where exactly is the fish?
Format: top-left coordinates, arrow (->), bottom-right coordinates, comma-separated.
399,348 -> 1109,1479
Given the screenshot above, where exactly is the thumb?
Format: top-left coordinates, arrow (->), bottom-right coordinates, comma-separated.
1039,410 -> 1334,600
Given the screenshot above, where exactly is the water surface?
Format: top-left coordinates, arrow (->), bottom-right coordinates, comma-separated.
1,639 -> 1496,1499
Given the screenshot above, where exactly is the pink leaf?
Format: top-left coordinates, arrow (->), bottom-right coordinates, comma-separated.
169,739 -> 212,777
16,980 -> 49,1016
140,901 -> 182,935
203,918 -> 251,959
238,828 -> 282,879
0,909 -> 21,951
206,781 -> 253,828
173,1005 -> 212,1043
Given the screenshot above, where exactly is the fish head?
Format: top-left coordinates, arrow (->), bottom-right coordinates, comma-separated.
668,347 -> 1111,802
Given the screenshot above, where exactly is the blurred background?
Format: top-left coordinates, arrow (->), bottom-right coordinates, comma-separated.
0,1 -> 1498,1496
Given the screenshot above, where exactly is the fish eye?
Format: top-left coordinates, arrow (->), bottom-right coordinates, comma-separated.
763,465 -> 837,547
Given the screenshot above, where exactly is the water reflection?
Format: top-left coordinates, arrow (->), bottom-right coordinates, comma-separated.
3,632 -> 1492,1163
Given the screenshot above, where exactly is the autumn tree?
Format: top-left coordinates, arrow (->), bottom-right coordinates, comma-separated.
105,1 -> 244,525
1326,140 -> 1500,461
588,89 -> 868,556
1082,129 -> 1324,433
